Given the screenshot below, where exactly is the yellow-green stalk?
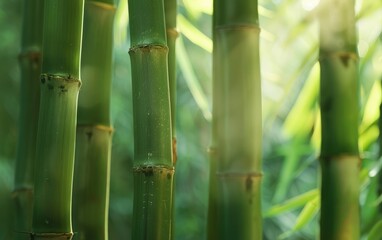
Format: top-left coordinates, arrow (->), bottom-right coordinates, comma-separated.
208,0 -> 263,239
318,0 -> 360,239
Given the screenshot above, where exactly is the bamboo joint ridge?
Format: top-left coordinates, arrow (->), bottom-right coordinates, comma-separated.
40,74 -> 81,86
18,51 -> 41,63
133,165 -> 175,174
77,124 -> 114,133
215,24 -> 261,32
319,51 -> 358,61
129,44 -> 168,54
30,232 -> 73,240
11,187 -> 33,198
319,154 -> 362,165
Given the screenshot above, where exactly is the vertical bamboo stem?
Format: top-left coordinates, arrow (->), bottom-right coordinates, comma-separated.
13,0 -> 43,239
318,0 -> 360,239
164,1 -> 178,238
72,1 -> 115,240
210,0 -> 263,239
127,0 -> 174,239
32,1 -> 84,239
164,0 -> 178,165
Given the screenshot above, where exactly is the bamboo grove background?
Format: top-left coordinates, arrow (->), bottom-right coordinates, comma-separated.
0,0 -> 382,239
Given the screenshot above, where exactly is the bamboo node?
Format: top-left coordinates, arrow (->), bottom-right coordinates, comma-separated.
166,28 -> 179,38
11,187 -> 33,198
31,232 -> 73,240
319,51 -> 358,65
129,44 -> 168,54
133,165 -> 175,176
216,24 -> 261,32
319,154 -> 362,167
40,74 -> 81,86
77,124 -> 114,133
18,51 -> 41,67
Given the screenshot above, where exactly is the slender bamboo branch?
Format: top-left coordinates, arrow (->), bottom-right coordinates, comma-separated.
164,0 -> 178,165
127,0 -> 174,239
72,1 -> 115,240
32,1 -> 84,239
164,1 -> 178,239
318,0 -> 360,238
13,0 -> 44,239
209,0 -> 263,239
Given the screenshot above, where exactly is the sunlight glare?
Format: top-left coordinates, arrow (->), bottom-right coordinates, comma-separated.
302,0 -> 320,11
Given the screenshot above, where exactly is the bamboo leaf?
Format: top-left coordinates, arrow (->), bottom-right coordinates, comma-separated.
264,189 -> 318,217
177,36 -> 211,120
278,195 -> 319,239
182,0 -> 212,16
357,0 -> 382,20
368,220 -> 382,240
178,14 -> 212,53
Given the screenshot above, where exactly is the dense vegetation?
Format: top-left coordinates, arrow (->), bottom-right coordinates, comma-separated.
0,0 -> 382,239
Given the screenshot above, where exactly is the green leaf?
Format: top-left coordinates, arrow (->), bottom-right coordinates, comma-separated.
278,195 -> 320,239
264,189 -> 318,217
177,36 -> 211,120
368,220 -> 382,240
178,14 -> 212,53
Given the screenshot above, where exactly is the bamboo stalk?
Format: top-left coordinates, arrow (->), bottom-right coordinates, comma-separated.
209,0 -> 263,239
164,0 -> 178,165
127,0 -> 174,238
164,1 -> 178,238
318,0 -> 360,238
13,0 -> 43,239
72,1 -> 115,240
32,1 -> 84,239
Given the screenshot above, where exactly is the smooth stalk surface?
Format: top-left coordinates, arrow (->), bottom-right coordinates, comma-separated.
208,0 -> 263,239
164,0 -> 178,164
72,1 -> 115,240
319,0 -> 360,239
128,0 -> 174,239
13,0 -> 43,239
32,1 -> 84,239
164,1 -> 178,238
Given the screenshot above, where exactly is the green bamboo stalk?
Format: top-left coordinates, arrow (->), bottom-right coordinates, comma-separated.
207,3 -> 220,238
13,0 -> 43,239
164,1 -> 177,238
209,0 -> 263,239
32,1 -> 84,239
164,0 -> 178,164
127,0 -> 174,238
72,1 -> 115,240
318,0 -> 360,239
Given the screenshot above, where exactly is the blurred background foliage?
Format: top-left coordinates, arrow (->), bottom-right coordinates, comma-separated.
0,0 -> 382,239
